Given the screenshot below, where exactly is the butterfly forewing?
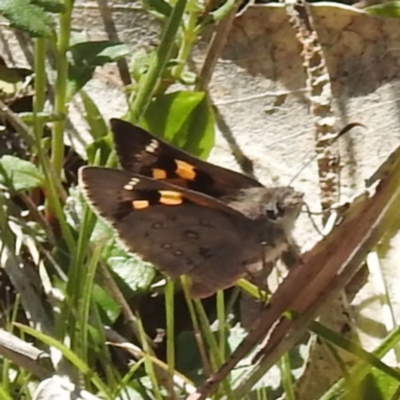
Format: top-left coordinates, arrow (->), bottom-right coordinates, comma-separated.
110,118 -> 262,198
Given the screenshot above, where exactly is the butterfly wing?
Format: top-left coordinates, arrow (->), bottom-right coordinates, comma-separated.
79,167 -> 263,297
110,119 -> 262,198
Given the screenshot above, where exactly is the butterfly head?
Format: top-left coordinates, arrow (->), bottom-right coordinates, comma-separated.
222,186 -> 304,230
263,186 -> 304,231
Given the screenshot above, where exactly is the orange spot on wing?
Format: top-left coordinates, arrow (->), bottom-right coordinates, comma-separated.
176,160 -> 196,181
132,200 -> 149,209
159,190 -> 183,205
152,168 -> 167,179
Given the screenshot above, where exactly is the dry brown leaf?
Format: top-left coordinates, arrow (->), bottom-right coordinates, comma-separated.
190,137 -> 400,399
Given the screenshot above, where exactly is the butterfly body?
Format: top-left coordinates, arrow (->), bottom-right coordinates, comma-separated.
79,119 -> 304,297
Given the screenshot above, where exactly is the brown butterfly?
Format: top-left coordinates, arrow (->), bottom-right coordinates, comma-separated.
78,119 -> 304,298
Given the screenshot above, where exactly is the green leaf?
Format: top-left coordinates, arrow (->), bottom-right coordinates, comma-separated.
370,368 -> 400,399
80,91 -> 108,140
67,41 -> 130,99
0,155 -> 44,191
69,41 -> 130,66
96,43 -> 131,60
0,384 -> 13,400
30,0 -> 65,13
129,48 -> 153,83
104,239 -> 156,295
210,0 -> 236,22
0,0 -> 55,37
343,373 -> 385,400
141,0 -> 172,17
366,1 -> 400,17
185,92 -> 215,157
85,136 -> 113,165
66,65 -> 93,100
92,284 -> 120,323
126,0 -> 188,123
139,91 -> 215,158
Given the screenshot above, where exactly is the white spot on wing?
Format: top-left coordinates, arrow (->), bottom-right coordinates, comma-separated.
145,139 -> 159,153
124,177 -> 140,191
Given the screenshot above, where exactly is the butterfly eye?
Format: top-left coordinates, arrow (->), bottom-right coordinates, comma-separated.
266,203 -> 285,220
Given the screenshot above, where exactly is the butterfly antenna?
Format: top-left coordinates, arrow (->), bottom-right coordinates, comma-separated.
303,201 -> 324,236
288,122 -> 365,187
292,123 -> 365,237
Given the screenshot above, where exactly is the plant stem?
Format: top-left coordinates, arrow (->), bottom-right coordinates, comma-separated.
39,0 -> 74,245
52,0 -> 74,178
165,279 -> 175,397
33,39 -> 46,132
171,1 -> 198,79
32,2 -> 76,250
196,0 -> 240,91
127,0 -> 188,123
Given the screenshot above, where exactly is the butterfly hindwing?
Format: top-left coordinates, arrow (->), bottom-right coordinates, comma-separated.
79,167 -> 262,297
110,118 -> 262,197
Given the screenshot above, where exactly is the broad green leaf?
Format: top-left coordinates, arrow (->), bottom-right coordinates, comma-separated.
81,91 -> 108,140
139,91 -> 215,158
69,41 -> 130,66
104,239 -> 156,296
92,284 -> 120,323
67,41 -> 130,99
0,0 -> 55,37
96,43 -> 131,60
0,155 -> 44,191
31,0 -> 65,13
66,65 -> 93,100
366,1 -> 400,17
184,92 -> 215,157
140,91 -> 205,138
141,0 -> 172,17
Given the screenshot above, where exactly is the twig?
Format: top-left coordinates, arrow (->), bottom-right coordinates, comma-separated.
196,2 -> 241,91
0,328 -> 50,379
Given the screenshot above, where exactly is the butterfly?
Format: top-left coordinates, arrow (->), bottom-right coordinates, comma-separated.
78,119 -> 304,298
